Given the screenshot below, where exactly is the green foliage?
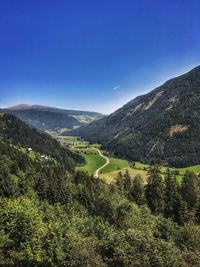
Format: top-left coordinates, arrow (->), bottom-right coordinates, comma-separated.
164,168 -> 181,221
0,113 -> 84,171
181,171 -> 200,209
1,113 -> 200,266
146,165 -> 165,215
176,225 -> 200,267
129,174 -> 146,205
101,157 -> 130,173
77,152 -> 106,174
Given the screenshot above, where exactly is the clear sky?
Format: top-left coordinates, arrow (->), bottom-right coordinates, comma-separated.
0,0 -> 200,114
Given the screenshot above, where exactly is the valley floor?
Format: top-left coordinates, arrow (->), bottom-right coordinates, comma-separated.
55,136 -> 200,183
57,135 -> 200,183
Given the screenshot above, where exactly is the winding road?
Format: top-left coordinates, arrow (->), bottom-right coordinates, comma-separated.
92,148 -> 110,178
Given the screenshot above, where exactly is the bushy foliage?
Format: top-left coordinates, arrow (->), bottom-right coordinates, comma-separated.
1,113 -> 200,266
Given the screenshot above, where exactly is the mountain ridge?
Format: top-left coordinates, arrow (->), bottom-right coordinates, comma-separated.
3,104 -> 105,132
6,104 -> 105,116
69,65 -> 200,167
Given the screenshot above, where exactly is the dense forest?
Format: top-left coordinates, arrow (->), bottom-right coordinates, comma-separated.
0,113 -> 84,171
69,65 -> 200,168
0,113 -> 200,266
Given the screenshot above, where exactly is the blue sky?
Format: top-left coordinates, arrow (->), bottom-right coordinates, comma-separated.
0,0 -> 200,114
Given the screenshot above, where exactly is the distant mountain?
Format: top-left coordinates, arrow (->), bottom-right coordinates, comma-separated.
4,104 -> 104,133
69,65 -> 200,168
0,112 -> 84,171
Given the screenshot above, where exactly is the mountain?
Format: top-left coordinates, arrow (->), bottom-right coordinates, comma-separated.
4,104 -> 104,133
69,65 -> 200,167
1,112 -> 198,267
0,112 -> 84,171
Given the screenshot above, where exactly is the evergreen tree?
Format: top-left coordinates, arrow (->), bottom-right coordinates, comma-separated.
181,170 -> 200,209
123,169 -> 132,192
115,171 -> 124,193
164,168 -> 181,221
129,174 -> 146,205
145,165 -> 164,215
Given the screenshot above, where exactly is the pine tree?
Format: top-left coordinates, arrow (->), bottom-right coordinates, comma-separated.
115,171 -> 124,193
145,165 -> 164,215
164,168 -> 181,221
124,169 -> 132,192
130,174 -> 146,205
181,170 -> 200,209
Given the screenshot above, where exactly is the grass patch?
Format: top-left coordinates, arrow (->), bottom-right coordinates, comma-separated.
58,135 -> 90,149
134,162 -> 149,169
76,153 -> 106,175
177,165 -> 200,175
101,157 -> 130,174
61,136 -> 200,183
100,167 -> 147,183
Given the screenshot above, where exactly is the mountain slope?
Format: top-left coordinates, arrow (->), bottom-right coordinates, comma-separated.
69,65 -> 200,167
4,104 -> 104,132
0,111 -> 197,267
0,112 -> 84,171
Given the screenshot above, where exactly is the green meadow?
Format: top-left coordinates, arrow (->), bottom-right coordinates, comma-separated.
76,153 -> 106,175
101,157 -> 130,173
60,136 -> 200,182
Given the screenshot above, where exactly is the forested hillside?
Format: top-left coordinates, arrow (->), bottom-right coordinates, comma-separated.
1,112 -> 200,266
4,104 -> 104,132
0,113 -> 84,171
70,66 -> 200,167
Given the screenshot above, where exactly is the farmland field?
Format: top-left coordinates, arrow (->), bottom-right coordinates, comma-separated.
76,153 -> 106,174
100,167 -> 147,183
58,136 -> 200,183
101,157 -> 130,173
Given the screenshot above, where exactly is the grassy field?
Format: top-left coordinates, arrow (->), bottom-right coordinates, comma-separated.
76,153 -> 106,175
133,162 -> 187,183
101,157 -> 130,173
134,162 -> 149,169
177,165 -> 200,175
57,136 -> 200,183
78,152 -> 200,183
59,136 -> 90,148
100,167 -> 147,183
57,135 -> 101,149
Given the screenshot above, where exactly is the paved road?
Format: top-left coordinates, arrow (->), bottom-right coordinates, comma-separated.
93,148 -> 110,178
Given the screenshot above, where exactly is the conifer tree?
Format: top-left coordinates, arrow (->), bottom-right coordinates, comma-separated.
181,170 -> 200,209
164,168 -> 181,221
124,169 -> 132,192
145,165 -> 164,215
115,171 -> 124,193
130,174 -> 146,205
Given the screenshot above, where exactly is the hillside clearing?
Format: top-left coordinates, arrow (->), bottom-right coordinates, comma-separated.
100,167 -> 147,183
76,153 -> 106,175
101,157 -> 130,173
